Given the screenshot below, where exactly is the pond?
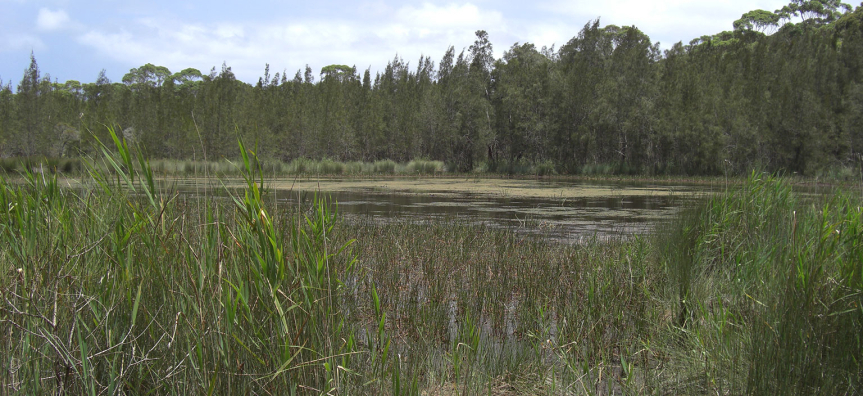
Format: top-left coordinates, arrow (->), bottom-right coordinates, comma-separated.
172,177 -> 715,243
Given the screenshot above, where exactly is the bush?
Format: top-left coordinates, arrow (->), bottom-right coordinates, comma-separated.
317,158 -> 345,175
658,172 -> 863,394
406,159 -> 445,174
373,159 -> 396,174
535,160 -> 556,176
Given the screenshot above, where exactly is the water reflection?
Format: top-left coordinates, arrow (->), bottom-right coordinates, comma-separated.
168,178 -> 709,243
269,187 -> 704,243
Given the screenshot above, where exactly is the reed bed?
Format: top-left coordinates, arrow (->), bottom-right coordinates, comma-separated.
143,158 -> 446,177
0,157 -> 83,174
0,130 -> 860,394
654,172 -> 863,395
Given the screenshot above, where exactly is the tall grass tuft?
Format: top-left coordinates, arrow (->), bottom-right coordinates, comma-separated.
1,134 -> 860,395
0,156 -> 83,175
658,171 -> 863,394
0,128 -> 361,394
373,159 -> 397,174
406,159 -> 445,175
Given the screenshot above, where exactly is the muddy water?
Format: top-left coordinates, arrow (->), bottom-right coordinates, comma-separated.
172,177 -> 714,243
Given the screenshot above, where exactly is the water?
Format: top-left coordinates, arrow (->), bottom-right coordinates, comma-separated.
171,177 -> 712,243
289,189 -> 697,242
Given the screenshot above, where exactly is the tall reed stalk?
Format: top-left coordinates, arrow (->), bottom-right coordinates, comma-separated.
1,130 -> 860,394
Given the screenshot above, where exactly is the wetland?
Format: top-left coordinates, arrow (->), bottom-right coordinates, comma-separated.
167,176 -> 712,242
5,157 -> 861,394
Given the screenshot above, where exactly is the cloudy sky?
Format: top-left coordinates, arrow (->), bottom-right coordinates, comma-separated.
0,0 -> 790,86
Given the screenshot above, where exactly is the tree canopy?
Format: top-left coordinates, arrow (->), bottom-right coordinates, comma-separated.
0,1 -> 861,177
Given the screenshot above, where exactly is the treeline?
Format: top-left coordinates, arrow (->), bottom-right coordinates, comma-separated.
1,1 -> 863,176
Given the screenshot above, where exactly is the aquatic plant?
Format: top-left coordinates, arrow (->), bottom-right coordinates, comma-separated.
1,128 -> 860,394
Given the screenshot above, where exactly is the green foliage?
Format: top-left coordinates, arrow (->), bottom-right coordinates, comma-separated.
0,130 -> 363,393
0,156 -> 82,174
776,0 -> 852,24
1,130 -> 861,393
405,159 -> 445,174
319,64 -> 356,82
122,63 -> 172,87
734,9 -> 781,34
659,172 -> 863,393
0,2 -> 861,177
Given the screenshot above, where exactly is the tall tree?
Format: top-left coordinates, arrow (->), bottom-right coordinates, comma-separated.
0,79 -> 14,155
14,53 -> 52,156
493,43 -> 554,172
734,10 -> 782,34
776,0 -> 851,24
447,30 -> 495,171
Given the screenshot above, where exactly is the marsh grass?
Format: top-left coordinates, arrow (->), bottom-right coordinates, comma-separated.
1,128 -> 860,395
474,159 -> 557,177
332,219 -> 659,394
0,130 -> 362,394
142,158 -> 446,177
656,172 -> 863,394
0,156 -> 83,174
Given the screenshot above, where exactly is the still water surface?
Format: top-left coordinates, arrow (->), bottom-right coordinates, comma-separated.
174,177 -> 714,243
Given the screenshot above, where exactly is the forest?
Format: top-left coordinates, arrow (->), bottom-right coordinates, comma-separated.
1,1 -> 863,176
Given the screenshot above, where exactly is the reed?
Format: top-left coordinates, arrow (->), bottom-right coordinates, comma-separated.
656,172 -> 863,394
406,159 -> 445,175
1,129 -> 860,394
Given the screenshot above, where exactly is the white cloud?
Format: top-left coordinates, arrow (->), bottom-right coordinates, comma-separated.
74,2 -> 511,82
395,3 -> 503,29
357,0 -> 393,18
539,0 -> 790,47
0,33 -> 44,53
77,19 -> 354,80
520,22 -> 570,50
30,0 -> 795,84
70,0 -> 789,83
36,8 -> 71,31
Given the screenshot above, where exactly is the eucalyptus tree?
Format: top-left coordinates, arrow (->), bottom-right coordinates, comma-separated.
196,63 -> 247,160
317,64 -> 360,159
492,42 -> 554,172
0,2 -> 860,176
172,68 -> 204,87
121,64 -> 176,156
601,25 -> 659,171
0,79 -> 13,156
352,67 -> 385,161
836,4 -> 863,164
448,30 -> 495,171
413,55 -> 439,159
50,80 -> 84,157
14,53 -> 54,157
432,46 -> 459,163
776,0 -> 852,25
122,63 -> 172,87
734,10 -> 782,34
557,20 -> 614,171
79,70 -> 116,152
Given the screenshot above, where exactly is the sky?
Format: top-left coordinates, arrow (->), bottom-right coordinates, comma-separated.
0,0 -> 792,87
